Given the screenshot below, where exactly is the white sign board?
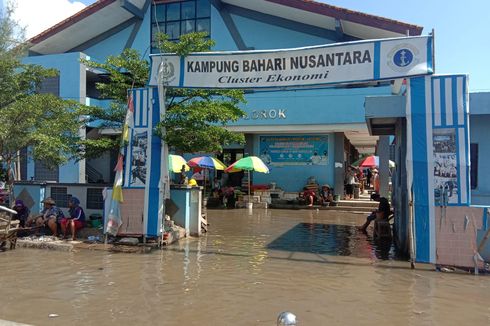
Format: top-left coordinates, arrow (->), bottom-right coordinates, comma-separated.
149,35 -> 433,89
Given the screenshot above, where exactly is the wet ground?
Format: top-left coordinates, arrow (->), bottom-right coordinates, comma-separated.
1,209 -> 490,325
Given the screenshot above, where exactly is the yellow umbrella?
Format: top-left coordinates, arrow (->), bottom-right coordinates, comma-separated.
168,154 -> 189,173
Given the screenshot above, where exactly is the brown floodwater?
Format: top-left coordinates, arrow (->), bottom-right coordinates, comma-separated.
1,209 -> 490,325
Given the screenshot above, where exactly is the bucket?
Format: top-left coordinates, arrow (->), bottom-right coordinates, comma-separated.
89,214 -> 102,228
90,219 -> 102,228
247,202 -> 253,210
334,195 -> 341,202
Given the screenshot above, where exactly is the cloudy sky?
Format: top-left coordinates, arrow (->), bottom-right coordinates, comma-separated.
12,0 -> 93,39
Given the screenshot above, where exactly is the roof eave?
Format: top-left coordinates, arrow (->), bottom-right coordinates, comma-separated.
27,0 -> 116,46
265,0 -> 423,36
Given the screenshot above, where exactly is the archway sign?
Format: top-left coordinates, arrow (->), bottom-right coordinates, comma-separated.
149,35 -> 434,89
131,35 -> 437,239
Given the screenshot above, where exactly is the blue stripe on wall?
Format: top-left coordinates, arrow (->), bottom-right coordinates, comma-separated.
139,89 -> 144,127
483,208 -> 488,230
373,41 -> 380,80
439,77 -> 446,127
410,76 -> 431,263
179,57 -> 185,87
451,76 -> 458,126
455,126 -> 462,204
147,87 -> 161,236
431,78 -> 436,129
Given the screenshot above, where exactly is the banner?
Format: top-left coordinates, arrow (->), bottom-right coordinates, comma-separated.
149,35 -> 433,89
259,135 -> 328,166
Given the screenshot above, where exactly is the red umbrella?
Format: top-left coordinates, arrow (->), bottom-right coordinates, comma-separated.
358,155 -> 378,167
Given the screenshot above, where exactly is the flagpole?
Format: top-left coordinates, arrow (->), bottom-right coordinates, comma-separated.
158,62 -> 170,243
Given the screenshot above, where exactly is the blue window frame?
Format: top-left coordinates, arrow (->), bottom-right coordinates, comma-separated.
151,0 -> 211,53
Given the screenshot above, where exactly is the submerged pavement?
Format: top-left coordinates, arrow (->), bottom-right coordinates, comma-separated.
1,208 -> 489,325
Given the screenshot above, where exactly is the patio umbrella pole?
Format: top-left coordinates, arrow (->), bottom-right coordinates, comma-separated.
248,170 -> 251,203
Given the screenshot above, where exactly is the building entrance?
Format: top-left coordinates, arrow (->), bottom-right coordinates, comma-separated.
218,149 -> 244,187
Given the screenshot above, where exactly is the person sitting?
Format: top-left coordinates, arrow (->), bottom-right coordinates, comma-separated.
300,187 -> 317,207
358,197 -> 391,233
319,185 -> 333,206
60,197 -> 85,241
26,197 -> 64,236
12,199 -> 30,228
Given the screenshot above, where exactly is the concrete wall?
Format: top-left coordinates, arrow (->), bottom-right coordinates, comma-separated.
23,53 -> 86,183
14,182 -> 107,218
435,206 -> 488,269
84,25 -> 135,62
13,183 -> 45,215
470,115 -> 490,205
232,86 -> 391,128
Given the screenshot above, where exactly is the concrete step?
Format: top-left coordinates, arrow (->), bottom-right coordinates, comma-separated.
336,200 -> 378,208
269,203 -> 374,213
326,205 -> 374,213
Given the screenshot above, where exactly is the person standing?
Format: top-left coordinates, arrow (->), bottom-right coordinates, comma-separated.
372,169 -> 380,194
366,168 -> 372,187
345,167 -> 357,200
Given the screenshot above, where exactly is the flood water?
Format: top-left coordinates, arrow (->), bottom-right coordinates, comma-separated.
1,209 -> 490,325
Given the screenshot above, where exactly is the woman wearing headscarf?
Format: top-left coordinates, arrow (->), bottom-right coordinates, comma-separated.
12,199 -> 30,227
60,197 -> 85,240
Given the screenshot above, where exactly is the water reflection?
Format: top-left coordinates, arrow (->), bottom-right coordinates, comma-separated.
267,223 -> 397,260
1,209 -> 490,325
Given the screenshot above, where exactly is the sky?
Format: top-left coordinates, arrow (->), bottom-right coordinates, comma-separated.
8,0 -> 490,91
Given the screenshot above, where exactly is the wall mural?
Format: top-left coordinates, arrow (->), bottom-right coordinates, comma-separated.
129,130 -> 148,187
433,128 -> 458,205
259,135 -> 328,166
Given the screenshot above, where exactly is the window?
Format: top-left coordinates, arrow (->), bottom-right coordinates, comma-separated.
39,76 -> 60,96
35,161 -> 59,182
151,0 -> 211,53
51,187 -> 70,208
87,188 -> 104,209
470,143 -> 478,189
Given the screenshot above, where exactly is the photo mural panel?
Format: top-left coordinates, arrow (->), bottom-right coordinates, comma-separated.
129,129 -> 148,187
124,88 -> 151,188
259,135 -> 328,166
433,128 -> 458,205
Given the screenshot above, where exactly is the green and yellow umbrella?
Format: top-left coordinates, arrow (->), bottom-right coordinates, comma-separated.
168,154 -> 189,173
225,156 -> 270,173
225,156 -> 269,200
